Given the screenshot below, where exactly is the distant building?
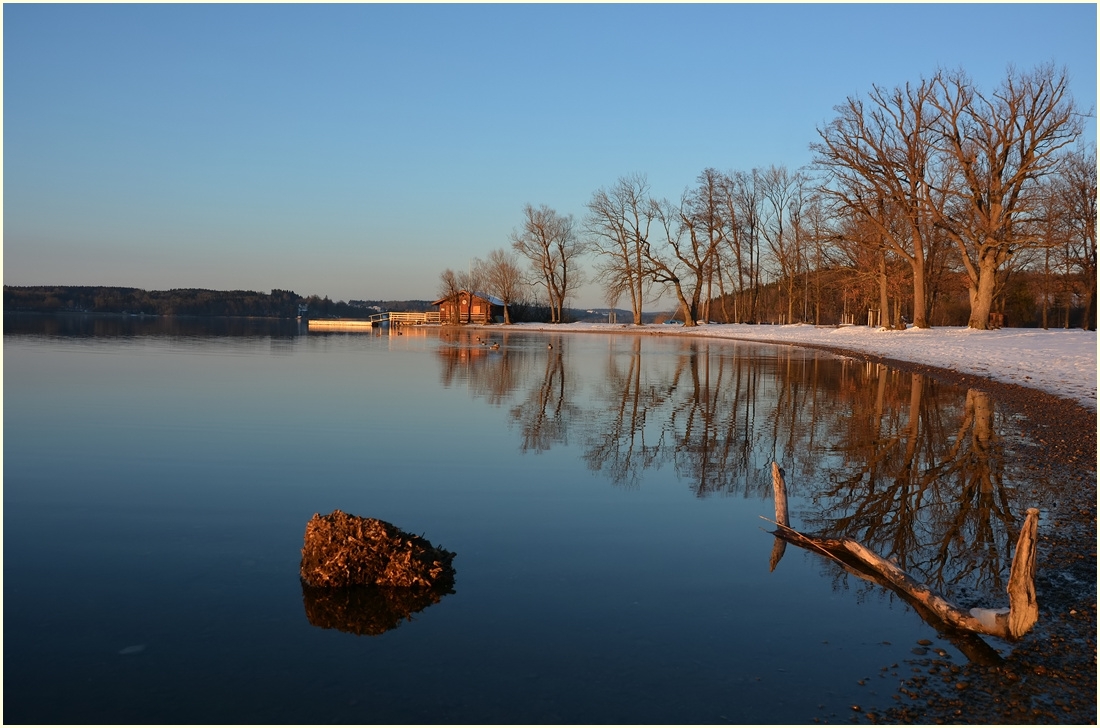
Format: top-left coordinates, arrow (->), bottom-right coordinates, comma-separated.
431,290 -> 504,324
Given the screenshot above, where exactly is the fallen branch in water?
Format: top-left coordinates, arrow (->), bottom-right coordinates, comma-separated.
764,463 -> 1039,642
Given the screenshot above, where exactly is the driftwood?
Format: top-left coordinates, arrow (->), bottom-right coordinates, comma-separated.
765,463 -> 1039,643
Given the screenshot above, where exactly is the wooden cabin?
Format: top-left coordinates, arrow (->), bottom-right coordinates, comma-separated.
431,290 -> 505,324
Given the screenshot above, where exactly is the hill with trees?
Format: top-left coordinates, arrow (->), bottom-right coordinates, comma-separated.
2,286 -> 435,320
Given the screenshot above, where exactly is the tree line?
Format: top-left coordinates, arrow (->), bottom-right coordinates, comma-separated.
446,64 -> 1095,330
5,285 -> 324,318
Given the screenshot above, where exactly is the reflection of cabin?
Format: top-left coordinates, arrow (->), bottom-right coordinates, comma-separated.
431,290 -> 504,324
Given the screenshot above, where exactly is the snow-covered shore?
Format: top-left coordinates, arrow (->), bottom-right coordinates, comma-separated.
501,322 -> 1097,411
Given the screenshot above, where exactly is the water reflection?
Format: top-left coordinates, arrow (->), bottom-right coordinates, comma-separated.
436,333 -> 1026,606
301,584 -> 454,637
436,329 -> 526,406
4,311 -> 304,339
582,338 -> 669,488
809,376 -> 1015,597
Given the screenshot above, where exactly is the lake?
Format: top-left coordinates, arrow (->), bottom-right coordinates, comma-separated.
4,314 -> 1052,723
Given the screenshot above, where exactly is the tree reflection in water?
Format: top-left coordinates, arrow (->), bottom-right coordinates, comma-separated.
435,333 -> 1026,606
808,365 -> 1016,597
582,337 -> 670,488
508,340 -> 582,453
436,329 -> 526,406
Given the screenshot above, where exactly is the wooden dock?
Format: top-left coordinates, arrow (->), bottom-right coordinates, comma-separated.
307,311 -> 440,331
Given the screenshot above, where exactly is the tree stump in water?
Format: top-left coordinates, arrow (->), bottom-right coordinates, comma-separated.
300,510 -> 456,590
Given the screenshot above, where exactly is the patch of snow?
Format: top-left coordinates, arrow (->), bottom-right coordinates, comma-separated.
969,607 -> 1010,629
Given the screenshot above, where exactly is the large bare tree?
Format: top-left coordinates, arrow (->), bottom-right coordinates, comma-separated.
929,65 -> 1085,329
510,204 -> 585,324
480,248 -> 525,325
812,78 -> 944,328
584,174 -> 654,325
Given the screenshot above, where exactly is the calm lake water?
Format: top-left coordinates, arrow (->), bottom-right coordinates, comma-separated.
4,314 -> 1050,723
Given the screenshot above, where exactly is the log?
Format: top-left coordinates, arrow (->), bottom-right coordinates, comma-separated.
771,462 -> 789,527
765,463 -> 1040,642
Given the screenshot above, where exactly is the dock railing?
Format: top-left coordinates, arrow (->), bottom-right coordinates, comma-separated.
388,311 -> 440,324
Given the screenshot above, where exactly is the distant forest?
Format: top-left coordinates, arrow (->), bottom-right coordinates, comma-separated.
3,286 -> 433,319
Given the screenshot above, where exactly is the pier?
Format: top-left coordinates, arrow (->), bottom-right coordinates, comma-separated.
307,311 -> 440,331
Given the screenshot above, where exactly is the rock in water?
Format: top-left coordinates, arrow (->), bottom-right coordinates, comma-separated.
299,510 -> 456,589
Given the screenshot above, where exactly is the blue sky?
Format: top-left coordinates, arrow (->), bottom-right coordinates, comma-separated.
4,4 -> 1096,308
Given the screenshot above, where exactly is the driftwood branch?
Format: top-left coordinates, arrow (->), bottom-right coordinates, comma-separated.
765,462 -> 1039,642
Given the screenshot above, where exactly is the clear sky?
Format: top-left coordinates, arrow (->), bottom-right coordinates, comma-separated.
4,3 -> 1096,308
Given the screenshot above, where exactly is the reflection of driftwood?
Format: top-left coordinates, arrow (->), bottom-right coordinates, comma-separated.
765,463 -> 1039,642
300,510 -> 456,589
768,463 -> 789,572
302,583 -> 453,636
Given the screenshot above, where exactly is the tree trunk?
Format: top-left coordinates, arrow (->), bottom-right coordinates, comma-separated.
878,251 -> 891,329
911,246 -> 930,328
1042,248 -> 1050,329
630,257 -> 643,325
967,246 -> 1003,329
1082,278 -> 1096,331
787,279 -> 795,324
672,284 -> 696,327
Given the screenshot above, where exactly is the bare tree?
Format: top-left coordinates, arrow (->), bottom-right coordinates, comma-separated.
584,174 -> 654,325
812,78 -> 944,328
1059,145 -> 1097,329
510,204 -> 585,323
720,170 -> 763,323
647,197 -> 702,326
758,166 -> 812,324
801,188 -> 838,324
929,65 -> 1085,329
481,248 -> 525,325
682,169 -> 728,323
456,264 -> 485,324
438,268 -> 461,324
